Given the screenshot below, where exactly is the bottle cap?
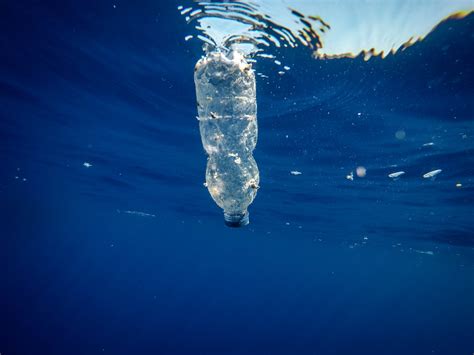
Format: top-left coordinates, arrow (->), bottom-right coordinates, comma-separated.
224,211 -> 249,228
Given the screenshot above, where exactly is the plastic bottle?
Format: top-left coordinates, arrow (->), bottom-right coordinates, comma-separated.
194,49 -> 259,227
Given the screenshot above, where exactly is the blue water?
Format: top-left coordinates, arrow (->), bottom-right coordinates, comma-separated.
1,2 -> 473,354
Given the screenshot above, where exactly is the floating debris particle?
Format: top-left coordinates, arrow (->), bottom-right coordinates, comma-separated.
83,162 -> 92,168
356,166 -> 366,177
290,170 -> 302,176
117,209 -> 156,218
346,171 -> 354,181
274,60 -> 281,65
455,182 -> 462,188
388,171 -> 405,180
422,142 -> 434,147
184,35 -> 193,41
278,71 -> 285,75
423,169 -> 442,179
283,66 -> 290,70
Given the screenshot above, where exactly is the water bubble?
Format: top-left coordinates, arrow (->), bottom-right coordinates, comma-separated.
356,166 -> 366,177
395,130 -> 406,140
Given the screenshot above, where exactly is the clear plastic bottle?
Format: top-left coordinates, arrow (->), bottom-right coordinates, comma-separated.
194,49 -> 259,227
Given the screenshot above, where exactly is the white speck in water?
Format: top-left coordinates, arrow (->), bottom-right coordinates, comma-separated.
83,162 -> 92,168
346,171 -> 354,181
455,182 -> 462,188
274,60 -> 281,65
423,169 -> 442,179
284,66 -> 290,70
290,170 -> 302,176
285,222 -> 290,226
184,35 -> 193,41
423,142 -> 434,147
117,209 -> 156,218
388,171 -> 405,179
414,250 -> 434,256
278,71 -> 285,75
357,112 -> 361,116
257,53 -> 275,59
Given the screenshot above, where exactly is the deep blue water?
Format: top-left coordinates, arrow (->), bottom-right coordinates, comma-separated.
1,1 -> 473,354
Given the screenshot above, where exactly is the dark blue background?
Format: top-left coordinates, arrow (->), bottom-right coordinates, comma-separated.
1,1 -> 473,354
